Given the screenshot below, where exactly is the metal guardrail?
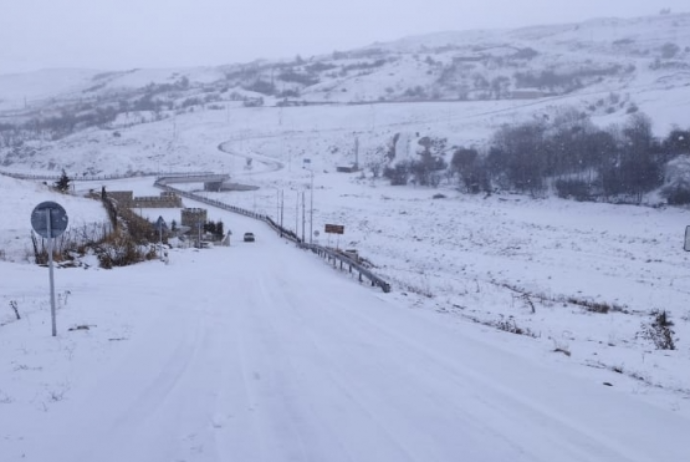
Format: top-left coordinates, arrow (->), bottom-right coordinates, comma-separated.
299,243 -> 392,293
154,176 -> 391,293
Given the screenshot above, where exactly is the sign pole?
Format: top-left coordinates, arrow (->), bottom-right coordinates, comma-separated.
31,201 -> 68,337
46,209 -> 57,337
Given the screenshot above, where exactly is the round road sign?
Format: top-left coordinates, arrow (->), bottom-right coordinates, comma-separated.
31,201 -> 69,238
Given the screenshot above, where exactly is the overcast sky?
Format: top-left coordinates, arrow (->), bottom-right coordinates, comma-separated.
2,0 -> 688,74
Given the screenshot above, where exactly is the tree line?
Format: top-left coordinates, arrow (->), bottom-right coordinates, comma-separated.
381,109 -> 690,204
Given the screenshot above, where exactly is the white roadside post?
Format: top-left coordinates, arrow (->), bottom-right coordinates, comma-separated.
31,201 -> 69,337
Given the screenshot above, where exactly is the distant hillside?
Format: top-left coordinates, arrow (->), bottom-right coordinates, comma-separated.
0,11 -> 689,181
1,12 -> 689,111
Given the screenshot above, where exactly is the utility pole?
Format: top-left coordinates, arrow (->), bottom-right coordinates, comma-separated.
301,191 -> 306,243
354,136 -> 359,170
309,170 -> 314,244
280,190 -> 284,237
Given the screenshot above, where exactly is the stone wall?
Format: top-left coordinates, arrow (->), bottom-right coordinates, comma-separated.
107,190 -> 181,208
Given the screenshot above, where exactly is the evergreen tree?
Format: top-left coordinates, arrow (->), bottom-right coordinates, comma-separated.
54,169 -> 71,193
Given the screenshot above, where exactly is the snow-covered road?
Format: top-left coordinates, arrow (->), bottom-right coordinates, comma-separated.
2,211 -> 689,461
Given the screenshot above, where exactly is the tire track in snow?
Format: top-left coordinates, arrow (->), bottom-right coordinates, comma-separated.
254,271 -> 358,462
261,267 -> 420,462
278,285 -> 517,462
296,290 -> 674,462
39,307 -> 208,462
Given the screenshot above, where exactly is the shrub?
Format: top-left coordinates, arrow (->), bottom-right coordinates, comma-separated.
277,70 -> 319,86
565,296 -> 627,314
638,310 -> 676,350
492,315 -> 537,337
54,169 -> 71,193
95,232 -> 156,269
555,179 -> 592,201
663,186 -> 690,205
243,80 -> 275,95
383,161 -> 412,186
661,42 -> 680,59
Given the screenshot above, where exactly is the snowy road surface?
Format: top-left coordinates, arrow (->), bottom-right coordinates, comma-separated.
3,214 -> 690,462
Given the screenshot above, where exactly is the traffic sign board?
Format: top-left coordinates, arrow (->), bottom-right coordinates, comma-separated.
31,201 -> 68,238
154,216 -> 168,231
325,224 -> 344,234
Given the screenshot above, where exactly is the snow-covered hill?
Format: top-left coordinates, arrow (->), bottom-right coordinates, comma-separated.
1,12 -> 690,458
2,12 -> 690,110
0,12 -> 688,178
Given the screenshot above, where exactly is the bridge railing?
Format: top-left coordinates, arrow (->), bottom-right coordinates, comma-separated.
0,170 -> 214,182
154,177 -> 391,293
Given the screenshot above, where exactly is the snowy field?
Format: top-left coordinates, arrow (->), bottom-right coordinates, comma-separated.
2,29 -> 690,458
1,168 -> 690,460
1,112 -> 690,460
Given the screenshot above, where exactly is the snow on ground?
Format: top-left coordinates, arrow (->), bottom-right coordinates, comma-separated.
1,194 -> 690,461
2,135 -> 690,460
0,174 -> 108,263
193,169 -> 690,414
2,19 -> 690,456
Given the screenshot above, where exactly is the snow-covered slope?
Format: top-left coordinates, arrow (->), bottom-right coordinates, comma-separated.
3,12 -> 690,110
0,13 -> 688,175
0,174 -> 108,262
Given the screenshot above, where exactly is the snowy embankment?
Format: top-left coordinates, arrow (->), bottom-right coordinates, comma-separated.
0,175 -> 108,264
